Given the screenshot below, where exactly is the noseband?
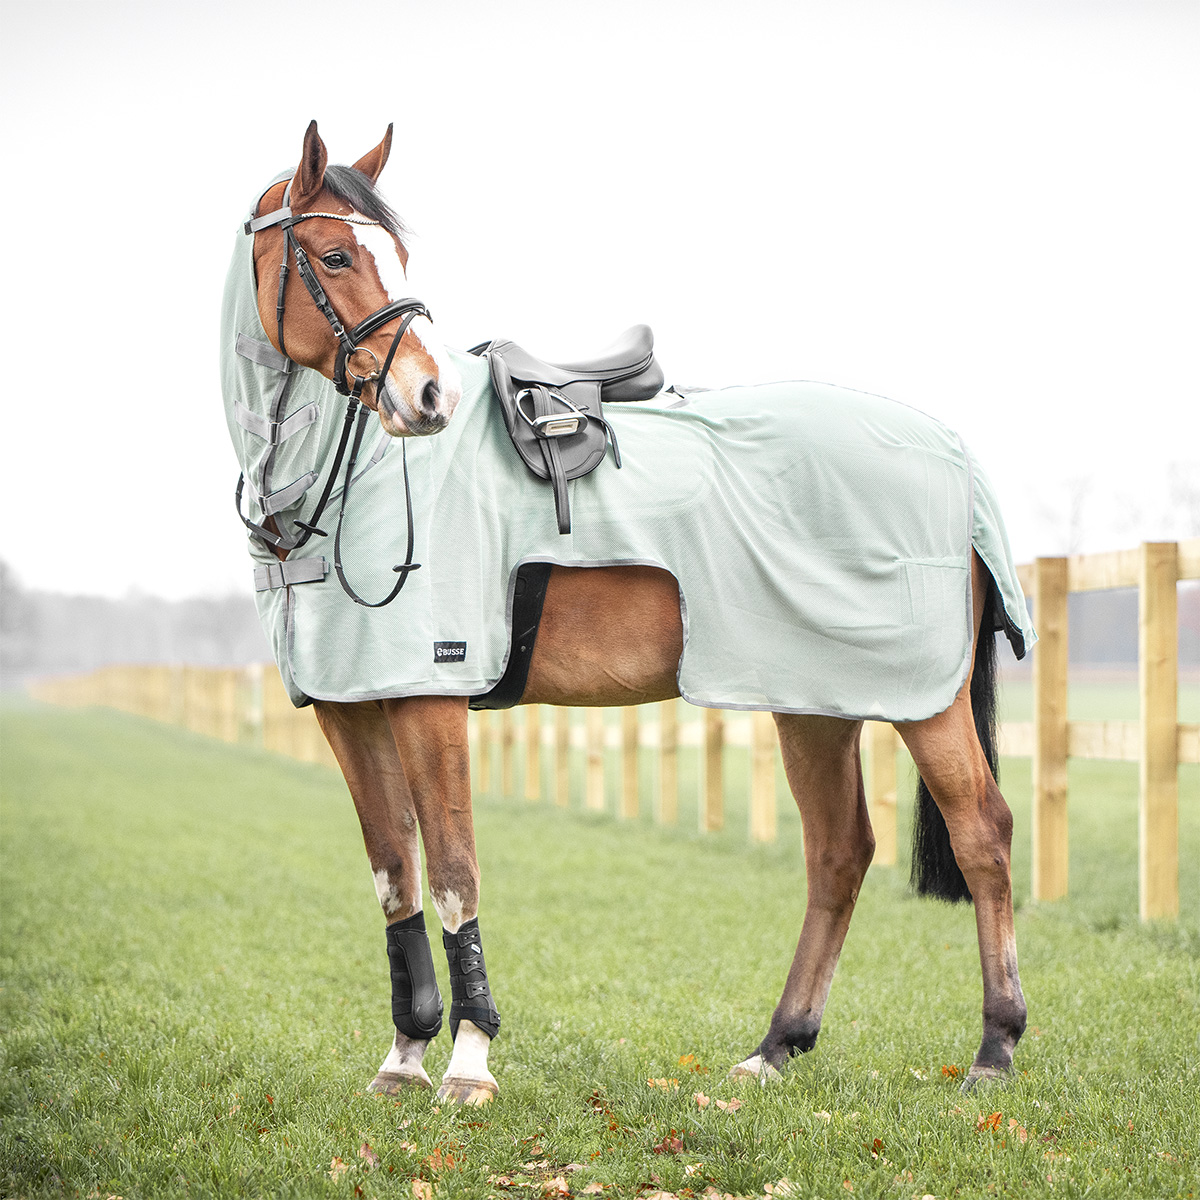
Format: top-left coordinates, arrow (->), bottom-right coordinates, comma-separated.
237,176 -> 431,608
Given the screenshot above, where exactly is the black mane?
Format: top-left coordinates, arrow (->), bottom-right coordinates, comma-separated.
324,164 -> 409,246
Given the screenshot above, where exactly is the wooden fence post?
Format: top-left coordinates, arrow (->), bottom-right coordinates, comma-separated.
1032,556 -> 1069,902
243,664 -> 264,746
701,708 -> 724,832
476,711 -> 492,796
525,704 -> 541,802
586,709 -> 605,811
658,699 -> 678,825
500,710 -> 515,798
1139,542 -> 1179,921
621,706 -> 639,818
865,722 -> 898,867
749,711 -> 777,842
554,708 -> 570,807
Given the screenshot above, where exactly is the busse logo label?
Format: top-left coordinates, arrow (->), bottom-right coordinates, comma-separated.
433,641 -> 467,663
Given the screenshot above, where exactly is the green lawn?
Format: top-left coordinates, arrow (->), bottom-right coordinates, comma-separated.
2,704 -> 1197,1199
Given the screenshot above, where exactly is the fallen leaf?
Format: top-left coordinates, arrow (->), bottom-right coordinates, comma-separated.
582,1184 -> 605,1195
941,1064 -> 961,1080
694,1092 -> 711,1109
329,1156 -> 350,1181
714,1098 -> 742,1112
647,1077 -> 680,1090
843,1182 -> 854,1193
543,1177 -> 571,1197
359,1141 -> 380,1168
652,1131 -> 686,1154
977,1112 -> 1003,1132
399,1140 -> 418,1153
412,1180 -> 433,1200
265,1094 -> 274,1104
424,1142 -> 456,1171
814,1110 -> 832,1123
1007,1118 -> 1028,1144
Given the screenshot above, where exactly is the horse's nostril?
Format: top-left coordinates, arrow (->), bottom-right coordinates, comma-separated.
421,379 -> 441,415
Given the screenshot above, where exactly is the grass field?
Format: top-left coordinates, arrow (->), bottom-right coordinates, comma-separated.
2,703 -> 1197,1199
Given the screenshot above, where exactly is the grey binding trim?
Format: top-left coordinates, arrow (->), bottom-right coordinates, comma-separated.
254,557 -> 329,592
234,400 -> 318,445
247,471 -> 320,516
235,333 -> 291,373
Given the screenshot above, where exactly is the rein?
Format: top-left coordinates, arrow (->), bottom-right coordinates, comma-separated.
237,177 -> 427,607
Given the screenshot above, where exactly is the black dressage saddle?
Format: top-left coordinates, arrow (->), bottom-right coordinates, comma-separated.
471,324 -> 665,535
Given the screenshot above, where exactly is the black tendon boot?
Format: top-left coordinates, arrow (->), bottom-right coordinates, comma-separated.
443,917 -> 501,1040
385,911 -> 443,1039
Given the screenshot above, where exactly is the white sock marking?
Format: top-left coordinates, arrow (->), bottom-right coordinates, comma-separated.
432,888 -> 467,934
443,1020 -> 495,1087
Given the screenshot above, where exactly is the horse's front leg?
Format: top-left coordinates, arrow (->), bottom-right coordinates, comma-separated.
313,700 -> 442,1093
384,695 -> 501,1105
731,715 -> 874,1079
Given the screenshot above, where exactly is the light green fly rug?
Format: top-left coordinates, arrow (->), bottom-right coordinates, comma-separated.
221,227 -> 1034,718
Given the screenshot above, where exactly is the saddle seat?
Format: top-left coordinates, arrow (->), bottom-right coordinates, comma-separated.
481,323 -> 663,403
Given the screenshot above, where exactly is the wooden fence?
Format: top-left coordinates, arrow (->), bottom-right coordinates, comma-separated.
27,539 -> 1198,921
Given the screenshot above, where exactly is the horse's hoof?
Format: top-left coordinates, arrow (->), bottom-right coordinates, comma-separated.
960,1064 -> 1012,1094
436,1076 -> 499,1106
369,1069 -> 433,1095
728,1054 -> 782,1084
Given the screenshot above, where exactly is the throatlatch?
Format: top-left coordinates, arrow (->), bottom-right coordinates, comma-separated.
443,917 -> 501,1041
385,911 -> 444,1040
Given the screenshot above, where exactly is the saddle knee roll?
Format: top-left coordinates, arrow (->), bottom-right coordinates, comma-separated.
385,911 -> 444,1040
443,917 -> 501,1041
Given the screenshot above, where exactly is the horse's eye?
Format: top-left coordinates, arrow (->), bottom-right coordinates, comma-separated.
321,251 -> 351,270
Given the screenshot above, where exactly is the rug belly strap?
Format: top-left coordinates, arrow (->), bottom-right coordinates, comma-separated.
385,911 -> 444,1040
443,917 -> 501,1041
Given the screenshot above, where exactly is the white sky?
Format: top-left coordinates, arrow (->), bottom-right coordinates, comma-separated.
1,0 -> 1196,599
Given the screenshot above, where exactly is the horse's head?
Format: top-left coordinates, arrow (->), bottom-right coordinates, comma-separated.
250,121 -> 461,437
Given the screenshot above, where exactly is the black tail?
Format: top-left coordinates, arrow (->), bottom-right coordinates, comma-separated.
909,586 -> 1000,902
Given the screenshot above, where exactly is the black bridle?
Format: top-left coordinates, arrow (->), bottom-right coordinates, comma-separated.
238,178 -> 428,607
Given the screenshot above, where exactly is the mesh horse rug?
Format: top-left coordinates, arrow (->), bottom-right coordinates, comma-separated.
222,232 -> 1034,718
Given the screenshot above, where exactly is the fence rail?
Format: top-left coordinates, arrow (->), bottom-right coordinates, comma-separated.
27,539 -> 1198,922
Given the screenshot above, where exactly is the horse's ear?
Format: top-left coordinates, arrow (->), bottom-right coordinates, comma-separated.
351,124 -> 393,183
292,120 -> 328,207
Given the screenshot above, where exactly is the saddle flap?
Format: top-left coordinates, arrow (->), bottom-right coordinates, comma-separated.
482,325 -> 664,533
488,351 -> 608,486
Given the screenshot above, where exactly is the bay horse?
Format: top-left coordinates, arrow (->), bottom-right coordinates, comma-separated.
235,121 -> 1027,1105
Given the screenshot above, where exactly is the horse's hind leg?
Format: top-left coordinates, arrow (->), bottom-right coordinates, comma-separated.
732,715 -> 874,1078
897,690 -> 1026,1088
313,700 -> 439,1093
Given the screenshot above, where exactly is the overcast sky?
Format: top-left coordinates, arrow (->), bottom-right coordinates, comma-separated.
1,0 -> 1196,599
